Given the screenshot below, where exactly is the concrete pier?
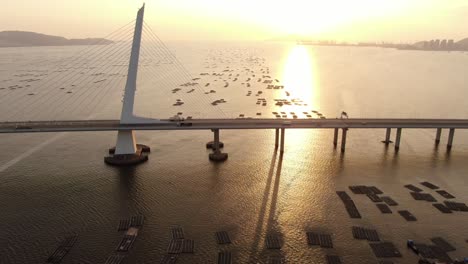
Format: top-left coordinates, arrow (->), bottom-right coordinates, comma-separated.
209,129 -> 228,161
333,128 -> 339,146
435,128 -> 442,144
280,128 -> 285,153
395,128 -> 402,150
206,141 -> 224,149
105,143 -> 150,166
214,129 -> 220,151
383,128 -> 392,144
275,128 -> 279,149
447,128 -> 455,149
341,128 -> 348,153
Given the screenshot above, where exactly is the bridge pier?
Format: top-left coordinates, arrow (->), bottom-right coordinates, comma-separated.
275,128 -> 279,149
280,128 -> 285,153
341,128 -> 348,153
105,5 -> 151,166
209,129 -> 228,162
447,128 -> 455,150
382,128 -> 392,144
395,128 -> 402,150
206,141 -> 224,149
333,128 -> 339,147
105,130 -> 150,166
435,128 -> 442,145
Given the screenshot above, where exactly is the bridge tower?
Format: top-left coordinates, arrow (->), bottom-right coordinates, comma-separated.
105,4 -> 152,166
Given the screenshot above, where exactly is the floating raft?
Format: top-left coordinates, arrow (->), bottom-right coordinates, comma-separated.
265,234 -> 282,249
410,192 -> 437,202
436,190 -> 455,199
319,234 -> 333,248
160,254 -> 178,264
306,232 -> 333,248
104,254 -> 126,264
352,226 -> 380,241
336,191 -> 361,218
398,210 -> 417,221
376,203 -> 392,214
306,232 -> 320,246
336,191 -> 351,201
432,203 -> 452,214
167,239 -> 183,254
116,235 -> 137,252
47,234 -> 78,264
215,231 -> 231,244
349,185 -> 368,194
342,199 -> 362,218
444,201 -> 468,212
326,255 -> 342,264
368,186 -> 383,194
306,232 -> 320,245
414,243 -> 452,263
118,219 -> 130,231
404,184 -> 423,192
369,242 -> 402,258
431,237 -> 456,252
380,196 -> 398,206
349,185 -> 383,195
182,239 -> 194,253
217,250 -> 232,264
420,181 -> 439,190
171,227 -> 185,239
367,193 -> 383,203
130,215 -> 144,227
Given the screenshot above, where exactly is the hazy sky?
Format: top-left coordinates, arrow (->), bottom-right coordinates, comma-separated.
1,0 -> 468,42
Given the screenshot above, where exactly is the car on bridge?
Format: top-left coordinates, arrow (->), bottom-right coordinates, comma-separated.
169,115 -> 184,121
169,115 -> 192,127
177,122 -> 192,127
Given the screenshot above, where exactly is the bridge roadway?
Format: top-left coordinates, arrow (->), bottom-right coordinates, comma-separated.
2,118 -> 468,133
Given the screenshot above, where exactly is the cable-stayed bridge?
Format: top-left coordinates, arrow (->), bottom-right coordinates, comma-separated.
0,4 -> 467,165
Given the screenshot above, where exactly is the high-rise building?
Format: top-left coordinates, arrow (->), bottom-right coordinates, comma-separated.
447,39 -> 454,50
440,39 -> 447,50
422,41 -> 429,49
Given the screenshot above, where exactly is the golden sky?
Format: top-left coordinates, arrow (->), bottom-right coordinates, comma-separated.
1,0 -> 467,42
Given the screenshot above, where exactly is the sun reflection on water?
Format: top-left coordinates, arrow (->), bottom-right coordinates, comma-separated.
280,45 -> 322,157
282,45 -> 319,113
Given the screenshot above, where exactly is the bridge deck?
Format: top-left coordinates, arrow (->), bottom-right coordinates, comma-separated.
2,118 -> 468,133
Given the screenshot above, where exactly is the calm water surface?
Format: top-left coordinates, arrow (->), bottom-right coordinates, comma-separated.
0,42 -> 467,263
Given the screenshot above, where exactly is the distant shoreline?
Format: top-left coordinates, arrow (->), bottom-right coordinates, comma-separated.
297,39 -> 468,52
0,31 -> 113,48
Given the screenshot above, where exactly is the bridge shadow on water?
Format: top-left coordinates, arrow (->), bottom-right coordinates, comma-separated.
115,166 -> 139,215
432,143 -> 454,166
248,150 -> 285,262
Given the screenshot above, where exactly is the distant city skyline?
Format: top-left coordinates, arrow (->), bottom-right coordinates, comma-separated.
1,0 -> 468,42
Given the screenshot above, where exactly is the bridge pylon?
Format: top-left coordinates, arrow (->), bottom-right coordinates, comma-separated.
105,4 -> 154,166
